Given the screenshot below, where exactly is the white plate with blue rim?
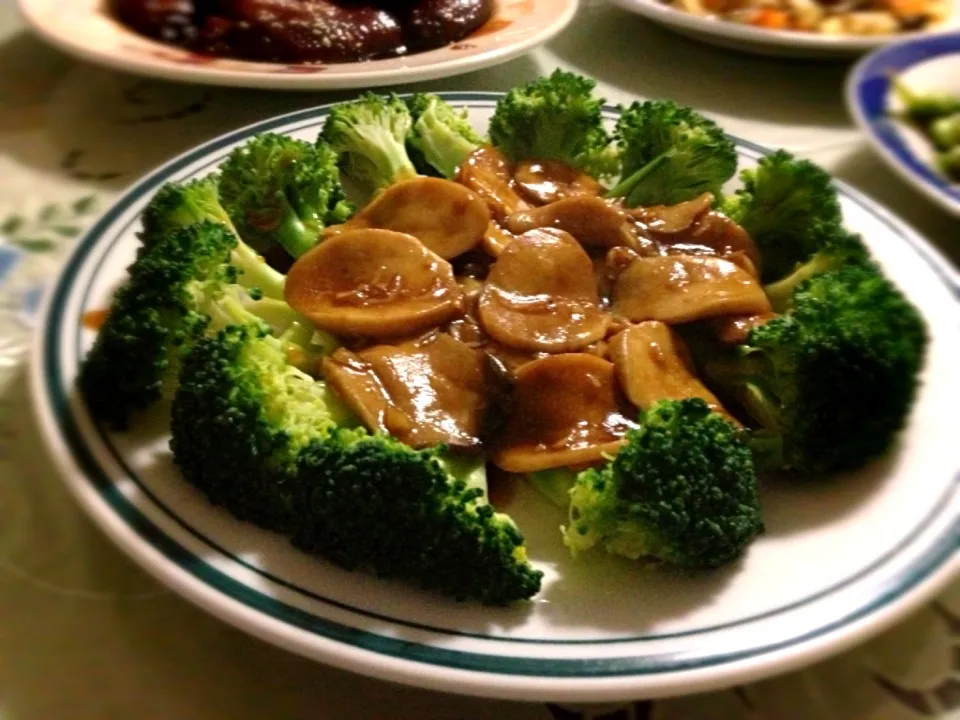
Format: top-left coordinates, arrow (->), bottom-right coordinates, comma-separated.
29,93 -> 960,703
848,33 -> 960,215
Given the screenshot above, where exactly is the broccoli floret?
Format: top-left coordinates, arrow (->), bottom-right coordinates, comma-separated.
405,93 -> 482,179
78,218 -> 310,430
487,70 -> 618,178
171,325 -> 543,604
219,133 -> 354,260
721,151 -> 842,283
607,100 -> 737,208
763,222 -> 870,311
138,176 -> 234,252
564,399 -> 762,569
319,93 -> 418,199
697,265 -> 928,474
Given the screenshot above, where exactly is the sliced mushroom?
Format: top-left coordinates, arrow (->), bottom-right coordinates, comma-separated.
483,342 -> 548,377
339,177 -> 489,260
321,333 -> 493,450
482,220 -> 516,258
629,192 -> 714,234
710,312 -> 778,345
492,354 -> 637,473
661,210 -> 762,274
478,228 -> 610,352
513,159 -> 604,206
612,254 -> 772,325
285,229 -> 463,338
609,322 -> 736,423
455,145 -> 530,222
505,196 -> 645,251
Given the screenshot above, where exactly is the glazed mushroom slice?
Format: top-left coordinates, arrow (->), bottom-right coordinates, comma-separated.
482,220 -> 517,258
340,177 -> 490,260
455,145 -> 530,222
662,211 -> 762,274
512,159 -> 605,206
321,333 -> 493,450
478,228 -> 610,353
628,192 -> 714,234
611,254 -> 772,325
492,354 -> 637,473
710,312 -> 778,345
609,322 -> 735,422
285,228 -> 463,338
505,196 -> 642,251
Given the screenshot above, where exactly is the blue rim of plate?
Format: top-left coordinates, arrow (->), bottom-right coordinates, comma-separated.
37,93 -> 960,679
849,33 -> 960,214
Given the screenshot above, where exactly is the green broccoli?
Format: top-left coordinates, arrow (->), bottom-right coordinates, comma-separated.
138,176 -> 234,252
171,324 -> 543,604
763,222 -> 870,311
405,93 -> 482,179
319,93 -> 418,199
78,217 -> 307,430
721,151 -> 842,283
487,70 -> 618,178
695,265 -> 928,474
607,100 -> 737,208
564,399 -> 763,569
218,134 -> 354,260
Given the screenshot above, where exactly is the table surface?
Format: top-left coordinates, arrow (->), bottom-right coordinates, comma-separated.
1,2 -> 958,718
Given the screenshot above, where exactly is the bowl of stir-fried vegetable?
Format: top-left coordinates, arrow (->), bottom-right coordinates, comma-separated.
849,33 -> 960,214
608,0 -> 959,57
30,72 -> 960,701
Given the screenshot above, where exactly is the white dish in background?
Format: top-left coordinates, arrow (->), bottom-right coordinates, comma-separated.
16,0 -> 576,90
848,33 -> 960,215
606,0 -> 960,58
30,95 -> 960,703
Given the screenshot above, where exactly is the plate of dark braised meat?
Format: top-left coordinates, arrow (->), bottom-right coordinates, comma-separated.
18,0 -> 576,89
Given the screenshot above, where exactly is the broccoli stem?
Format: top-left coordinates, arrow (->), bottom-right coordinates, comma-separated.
273,196 -> 321,259
230,242 -> 286,300
606,150 -> 672,204
764,253 -> 840,312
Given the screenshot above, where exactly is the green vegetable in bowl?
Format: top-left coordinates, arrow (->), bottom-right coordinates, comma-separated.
218,133 -> 354,260
170,324 -> 543,605
608,100 -> 737,208
938,145 -> 960,181
693,265 -> 928,474
406,93 -> 483,179
320,92 -> 419,199
929,111 -> 960,150
488,69 -> 619,178
892,77 -> 960,122
720,150 -> 842,283
564,399 -> 763,569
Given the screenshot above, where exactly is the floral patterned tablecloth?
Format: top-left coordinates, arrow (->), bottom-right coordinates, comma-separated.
1,1 -> 958,717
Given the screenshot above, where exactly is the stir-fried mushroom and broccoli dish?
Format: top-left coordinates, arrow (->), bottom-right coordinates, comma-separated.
79,71 -> 929,605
